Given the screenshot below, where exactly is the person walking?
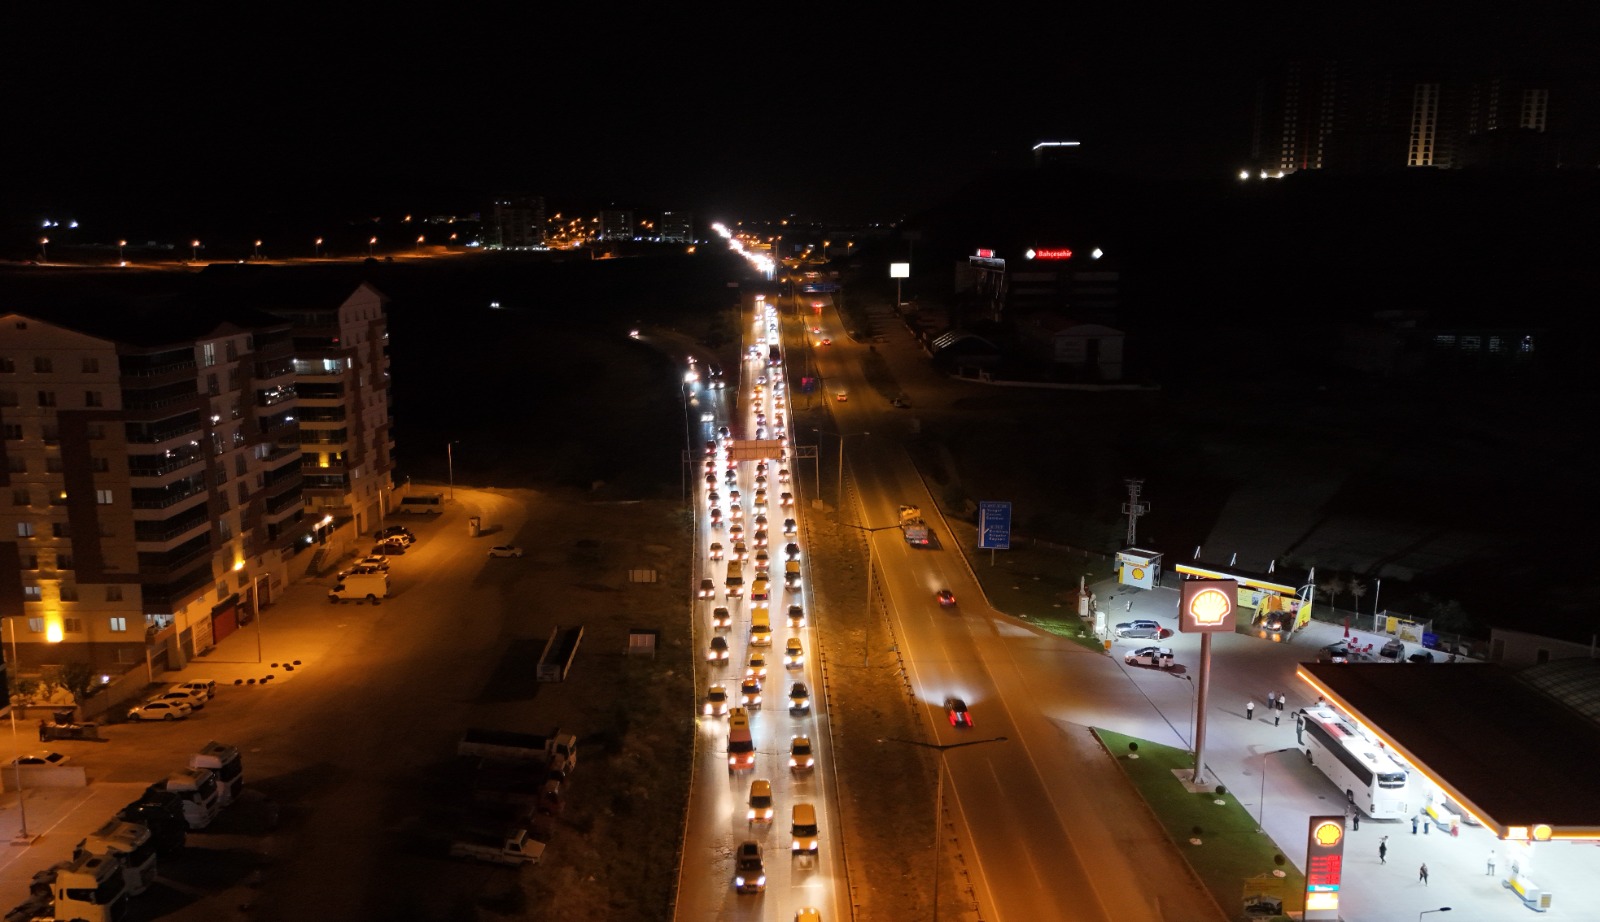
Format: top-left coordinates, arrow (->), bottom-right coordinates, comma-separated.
1487,849 -> 1496,876
1419,863 -> 1429,885
1379,838 -> 1388,864
1246,700 -> 1255,720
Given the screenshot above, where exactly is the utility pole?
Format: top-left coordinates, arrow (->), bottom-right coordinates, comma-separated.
1122,478 -> 1150,546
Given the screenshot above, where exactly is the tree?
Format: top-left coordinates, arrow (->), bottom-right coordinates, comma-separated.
57,663 -> 99,705
1319,576 -> 1347,610
1348,580 -> 1368,616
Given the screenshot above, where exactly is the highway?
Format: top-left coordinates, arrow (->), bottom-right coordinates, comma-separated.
675,293 -> 847,922
810,293 -> 1220,922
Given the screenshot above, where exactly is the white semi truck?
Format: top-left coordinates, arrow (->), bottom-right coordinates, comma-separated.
75,818 -> 159,895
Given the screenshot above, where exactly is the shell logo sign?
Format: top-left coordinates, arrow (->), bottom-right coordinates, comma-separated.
1179,578 -> 1238,633
1312,821 -> 1343,847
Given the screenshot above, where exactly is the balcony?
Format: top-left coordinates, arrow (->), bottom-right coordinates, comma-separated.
267,486 -> 303,516
131,478 -> 208,510
137,533 -> 211,577
134,509 -> 210,546
125,415 -> 203,446
256,383 -> 297,408
297,406 -> 346,423
302,458 -> 348,475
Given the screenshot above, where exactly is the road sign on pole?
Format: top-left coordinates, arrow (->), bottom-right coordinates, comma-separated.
978,501 -> 1011,550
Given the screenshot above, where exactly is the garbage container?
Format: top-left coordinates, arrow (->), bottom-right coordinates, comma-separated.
468,516 -> 481,538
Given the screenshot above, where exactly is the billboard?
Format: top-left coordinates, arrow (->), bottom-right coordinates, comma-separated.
889,262 -> 910,278
1179,578 -> 1238,633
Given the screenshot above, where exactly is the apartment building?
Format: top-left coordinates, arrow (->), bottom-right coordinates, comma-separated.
0,271 -> 394,681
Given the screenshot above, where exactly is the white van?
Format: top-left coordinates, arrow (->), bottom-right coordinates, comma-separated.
396,493 -> 443,514
329,572 -> 389,603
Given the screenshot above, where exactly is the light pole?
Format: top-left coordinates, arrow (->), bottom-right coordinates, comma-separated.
190,240 -> 200,262
881,736 -> 1008,922
314,237 -> 323,258
1172,673 -> 1197,754
842,522 -> 904,665
447,441 -> 459,501
6,618 -> 34,844
1419,908 -> 1452,922
1373,577 -> 1382,623
38,237 -> 48,262
253,239 -> 262,260
1256,747 -> 1297,832
368,236 -> 377,256
117,239 -> 126,263
810,429 -> 868,508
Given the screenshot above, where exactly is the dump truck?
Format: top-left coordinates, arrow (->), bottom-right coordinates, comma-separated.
899,505 -> 930,546
458,728 -> 578,768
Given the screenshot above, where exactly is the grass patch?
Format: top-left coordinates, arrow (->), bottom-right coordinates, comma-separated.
945,519 -> 1106,652
1094,729 -> 1303,920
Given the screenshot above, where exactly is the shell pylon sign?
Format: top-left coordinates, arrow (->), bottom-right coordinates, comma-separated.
1179,577 -> 1238,633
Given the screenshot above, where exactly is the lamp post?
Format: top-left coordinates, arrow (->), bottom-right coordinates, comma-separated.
117,239 -> 126,263
6,618 -> 34,844
253,239 -> 262,260
38,238 -> 48,262
314,237 -> 323,258
881,736 -> 1008,922
810,429 -> 868,509
842,522 -> 904,665
1172,672 -> 1197,754
1256,747 -> 1297,832
190,240 -> 200,262
1373,578 -> 1382,623
368,236 -> 377,256
1419,908 -> 1452,922
447,441 -> 459,501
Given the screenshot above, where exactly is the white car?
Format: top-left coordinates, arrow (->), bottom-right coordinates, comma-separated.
127,699 -> 193,721
487,546 -> 524,558
1114,619 -> 1165,639
704,685 -> 730,717
353,555 -> 390,571
156,685 -> 208,710
1124,646 -> 1175,668
8,751 -> 69,766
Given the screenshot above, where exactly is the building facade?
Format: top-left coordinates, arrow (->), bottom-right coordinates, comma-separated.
486,195 -> 546,249
599,209 -> 635,242
658,211 -> 694,243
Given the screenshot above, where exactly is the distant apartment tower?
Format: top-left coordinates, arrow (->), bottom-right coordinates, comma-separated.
0,294 -> 310,672
487,195 -> 546,248
1253,60 -> 1579,174
600,209 -> 635,242
659,211 -> 694,243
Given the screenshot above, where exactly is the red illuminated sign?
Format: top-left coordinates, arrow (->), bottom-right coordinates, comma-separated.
975,248 -> 995,258
1027,248 -> 1073,260
1305,817 -> 1345,894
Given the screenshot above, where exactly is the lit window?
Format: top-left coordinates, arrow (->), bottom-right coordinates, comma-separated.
109,617 -> 128,633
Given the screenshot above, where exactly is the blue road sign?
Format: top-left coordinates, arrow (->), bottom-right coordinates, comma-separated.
978,501 -> 1011,550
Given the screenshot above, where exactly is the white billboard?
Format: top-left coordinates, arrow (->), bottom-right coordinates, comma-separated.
889,262 -> 910,278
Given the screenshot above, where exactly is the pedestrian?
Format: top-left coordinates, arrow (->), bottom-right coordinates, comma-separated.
1424,819 -> 1430,835
37,719 -> 47,742
1267,691 -> 1277,710
1419,862 -> 1429,885
1487,849 -> 1496,876
1246,700 -> 1255,720
1411,816 -> 1419,835
1277,692 -> 1287,711
1274,710 -> 1281,727
1352,810 -> 1360,831
1379,839 -> 1387,864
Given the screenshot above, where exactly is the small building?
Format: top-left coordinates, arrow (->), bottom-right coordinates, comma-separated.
1016,314 -> 1125,382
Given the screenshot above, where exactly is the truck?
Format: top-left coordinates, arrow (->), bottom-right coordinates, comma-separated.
727,708 -> 756,771
899,505 -> 930,546
118,792 -> 188,854
449,827 -> 545,867
189,740 -> 243,806
328,571 -> 389,603
458,728 -> 579,768
41,852 -> 129,922
535,625 -> 583,682
471,757 -> 575,809
38,706 -> 105,742
75,818 -> 159,896
149,767 -> 221,829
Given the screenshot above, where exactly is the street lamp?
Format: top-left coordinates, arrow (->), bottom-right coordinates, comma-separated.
253,239 -> 262,260
446,441 -> 459,501
810,429 -> 868,508
368,236 -> 377,256
117,239 -> 126,263
415,235 -> 424,250
38,237 -> 48,262
191,240 -> 200,262
6,618 -> 36,844
1419,909 -> 1452,922
1373,577 -> 1382,621
314,237 -> 323,258
1256,747 -> 1298,831
880,736 -> 1008,922
842,521 -> 904,665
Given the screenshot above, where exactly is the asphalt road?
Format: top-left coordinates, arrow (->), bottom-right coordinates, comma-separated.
673,296 -> 848,922
813,297 -> 1222,922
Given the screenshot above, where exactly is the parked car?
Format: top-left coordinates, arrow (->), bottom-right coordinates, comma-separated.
487,545 -> 524,558
155,685 -> 208,710
1114,619 -> 1164,639
374,526 -> 415,545
8,751 -> 68,766
370,542 -> 407,557
1124,646 -> 1175,668
173,679 -> 217,701
127,699 -> 193,721
946,698 -> 973,728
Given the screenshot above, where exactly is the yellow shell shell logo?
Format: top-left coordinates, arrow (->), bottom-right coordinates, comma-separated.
1188,588 -> 1232,624
1313,821 -> 1343,846
1131,567 -> 1146,581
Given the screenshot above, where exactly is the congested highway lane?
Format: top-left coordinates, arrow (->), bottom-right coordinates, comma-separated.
676,293 -> 846,922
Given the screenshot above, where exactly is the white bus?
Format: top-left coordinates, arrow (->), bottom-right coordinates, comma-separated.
1299,705 -> 1412,819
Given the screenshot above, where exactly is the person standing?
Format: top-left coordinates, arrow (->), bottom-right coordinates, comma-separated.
1278,692 -> 1287,711
1379,838 -> 1388,864
1267,691 -> 1277,710
1487,849 -> 1497,876
1246,700 -> 1255,720
1294,712 -> 1304,744
1411,816 -> 1419,835
1419,863 -> 1429,885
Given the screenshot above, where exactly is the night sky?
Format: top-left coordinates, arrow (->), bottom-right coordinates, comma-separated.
7,7 -> 1597,228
